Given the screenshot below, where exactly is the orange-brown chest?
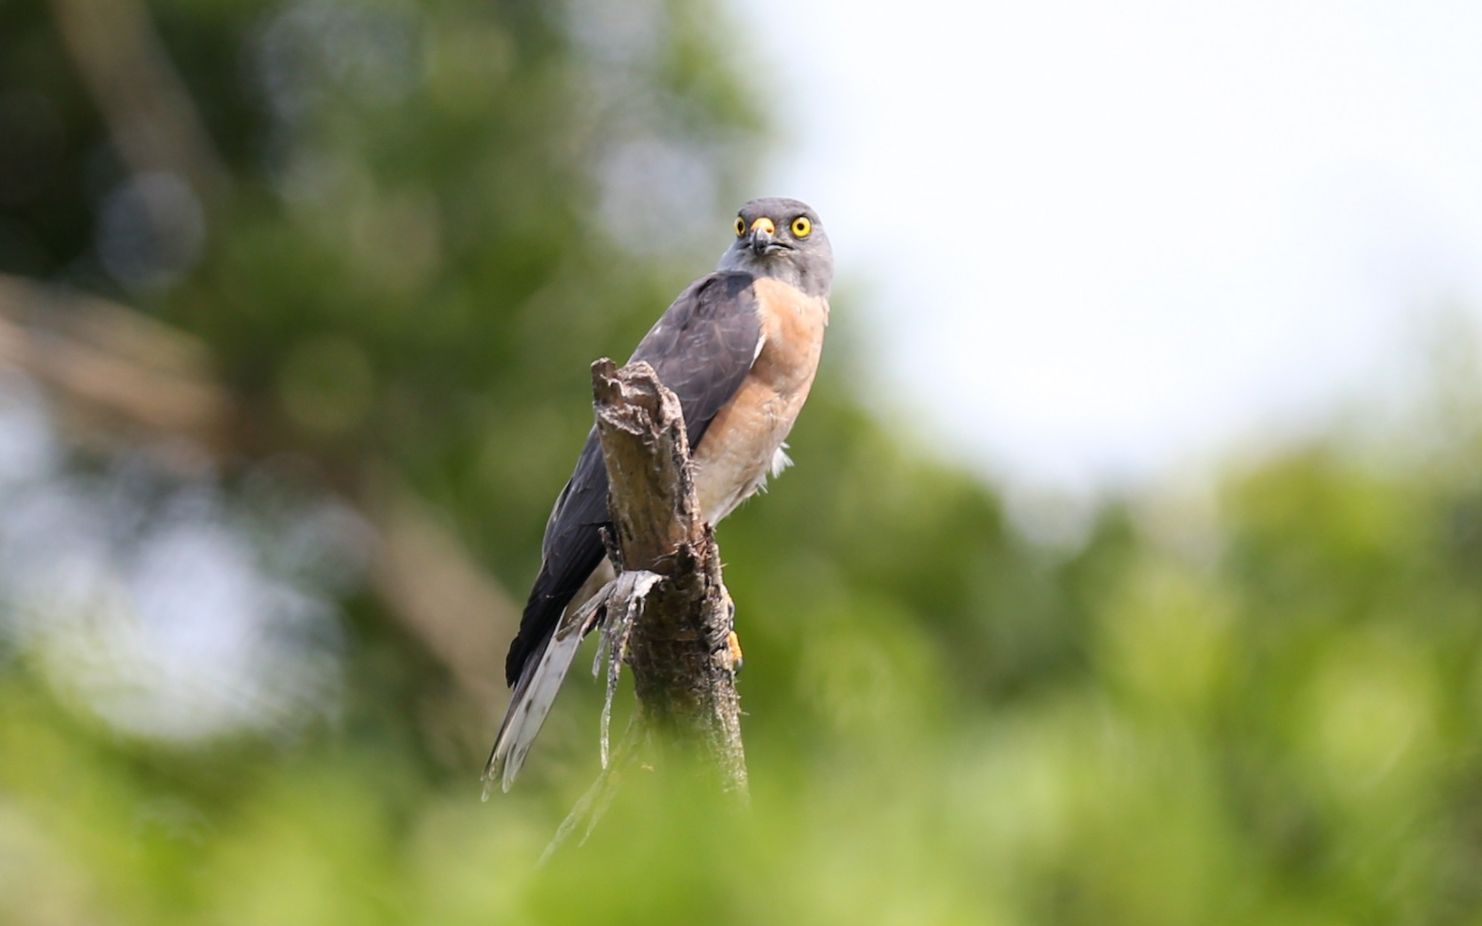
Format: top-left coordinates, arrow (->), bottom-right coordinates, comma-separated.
749,277 -> 830,399
690,277 -> 829,522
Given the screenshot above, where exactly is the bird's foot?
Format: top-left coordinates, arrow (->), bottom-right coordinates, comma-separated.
726,630 -> 744,673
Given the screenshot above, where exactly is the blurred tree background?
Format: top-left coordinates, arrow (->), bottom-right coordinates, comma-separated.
2,1 -> 1481,923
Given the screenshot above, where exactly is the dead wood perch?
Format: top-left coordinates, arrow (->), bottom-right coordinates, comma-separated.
590,357 -> 749,797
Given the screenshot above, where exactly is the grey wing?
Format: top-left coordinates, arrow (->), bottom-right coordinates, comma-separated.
630,270 -> 765,446
501,270 -> 763,686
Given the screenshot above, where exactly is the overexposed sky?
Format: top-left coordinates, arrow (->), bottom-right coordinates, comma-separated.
739,0 -> 1482,492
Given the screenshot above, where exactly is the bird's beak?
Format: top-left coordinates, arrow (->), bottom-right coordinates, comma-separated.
748,216 -> 776,255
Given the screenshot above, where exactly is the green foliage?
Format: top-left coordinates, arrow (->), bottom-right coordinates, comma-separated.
3,1 -> 1481,923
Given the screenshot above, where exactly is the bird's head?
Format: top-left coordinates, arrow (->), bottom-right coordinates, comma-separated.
718,197 -> 833,297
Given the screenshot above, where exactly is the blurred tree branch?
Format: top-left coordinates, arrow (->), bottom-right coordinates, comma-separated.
0,272 -> 516,725
0,273 -> 233,463
49,0 -> 228,201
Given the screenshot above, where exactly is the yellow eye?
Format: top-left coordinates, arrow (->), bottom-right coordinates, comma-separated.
734,216 -> 745,236
791,216 -> 812,238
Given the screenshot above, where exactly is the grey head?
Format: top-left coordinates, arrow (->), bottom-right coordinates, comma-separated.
717,197 -> 833,298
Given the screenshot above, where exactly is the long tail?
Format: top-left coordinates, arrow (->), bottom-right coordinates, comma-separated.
482,597 -> 604,797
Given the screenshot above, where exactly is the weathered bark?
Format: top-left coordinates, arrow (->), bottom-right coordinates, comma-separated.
590,358 -> 749,797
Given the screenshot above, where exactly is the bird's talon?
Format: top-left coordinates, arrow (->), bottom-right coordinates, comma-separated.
726,630 -> 744,673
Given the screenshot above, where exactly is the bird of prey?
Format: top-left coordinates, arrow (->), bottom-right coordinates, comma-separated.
484,197 -> 833,791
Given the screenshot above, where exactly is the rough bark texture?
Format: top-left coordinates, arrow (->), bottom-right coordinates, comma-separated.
590,358 -> 749,798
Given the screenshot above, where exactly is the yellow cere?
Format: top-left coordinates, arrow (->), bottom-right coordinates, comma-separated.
750,216 -> 776,235
791,216 -> 812,238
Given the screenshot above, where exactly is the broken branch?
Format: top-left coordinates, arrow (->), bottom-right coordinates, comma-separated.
590,358 -> 748,797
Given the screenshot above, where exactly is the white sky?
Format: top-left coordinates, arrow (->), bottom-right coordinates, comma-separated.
740,0 -> 1482,493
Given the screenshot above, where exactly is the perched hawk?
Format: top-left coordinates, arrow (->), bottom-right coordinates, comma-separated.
485,197 -> 833,791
